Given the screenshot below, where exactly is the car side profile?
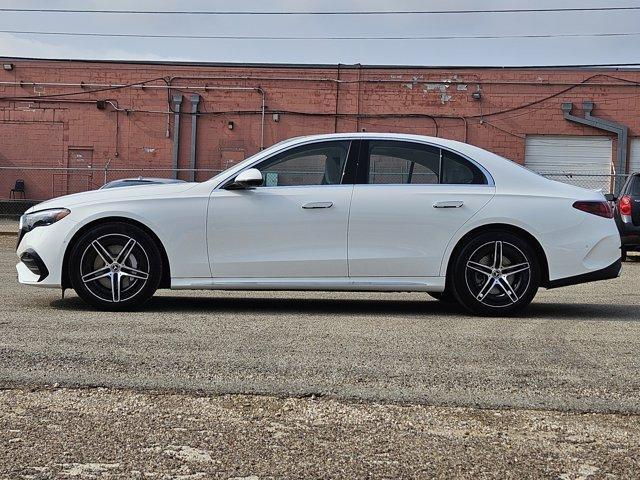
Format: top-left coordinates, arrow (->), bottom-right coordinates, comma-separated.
16,133 -> 621,316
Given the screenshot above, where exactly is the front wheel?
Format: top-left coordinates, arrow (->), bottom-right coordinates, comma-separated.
428,289 -> 457,304
68,222 -> 162,310
450,231 -> 540,316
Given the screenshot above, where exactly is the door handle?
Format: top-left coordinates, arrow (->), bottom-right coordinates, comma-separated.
302,201 -> 333,209
433,201 -> 464,209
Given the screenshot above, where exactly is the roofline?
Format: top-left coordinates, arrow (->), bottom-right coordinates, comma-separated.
2,55 -> 640,72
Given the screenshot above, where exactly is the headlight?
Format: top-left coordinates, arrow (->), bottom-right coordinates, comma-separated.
20,208 -> 70,232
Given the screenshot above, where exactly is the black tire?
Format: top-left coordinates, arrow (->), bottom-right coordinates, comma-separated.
621,248 -> 628,262
69,222 -> 162,311
450,231 -> 540,316
428,289 -> 458,304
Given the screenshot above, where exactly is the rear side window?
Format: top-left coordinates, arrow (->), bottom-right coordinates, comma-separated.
628,175 -> 640,195
364,140 -> 487,185
368,141 -> 439,184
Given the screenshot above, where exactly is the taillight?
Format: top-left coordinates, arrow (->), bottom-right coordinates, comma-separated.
618,195 -> 632,216
572,201 -> 613,218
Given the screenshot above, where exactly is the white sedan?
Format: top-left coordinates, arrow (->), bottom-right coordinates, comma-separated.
16,133 -> 621,315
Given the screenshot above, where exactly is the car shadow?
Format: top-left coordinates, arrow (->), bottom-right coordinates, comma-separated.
50,295 -> 462,316
49,295 -> 640,321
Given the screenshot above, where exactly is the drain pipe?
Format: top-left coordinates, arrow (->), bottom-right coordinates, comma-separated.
561,101 -> 629,193
171,94 -> 183,179
188,94 -> 201,182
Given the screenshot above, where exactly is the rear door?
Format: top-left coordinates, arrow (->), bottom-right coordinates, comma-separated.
347,140 -> 495,277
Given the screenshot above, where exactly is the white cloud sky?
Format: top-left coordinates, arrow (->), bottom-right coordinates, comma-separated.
0,0 -> 638,66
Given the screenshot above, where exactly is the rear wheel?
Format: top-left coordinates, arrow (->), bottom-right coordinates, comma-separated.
69,222 -> 162,310
451,231 -> 540,316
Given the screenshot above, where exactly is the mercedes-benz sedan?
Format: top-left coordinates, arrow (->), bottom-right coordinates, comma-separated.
16,133 -> 621,315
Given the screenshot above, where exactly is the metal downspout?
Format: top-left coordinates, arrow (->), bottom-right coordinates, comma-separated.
189,94 -> 200,182
561,101 -> 629,193
171,94 -> 183,179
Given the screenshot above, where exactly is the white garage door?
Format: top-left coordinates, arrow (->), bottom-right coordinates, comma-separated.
524,135 -> 612,191
629,138 -> 640,174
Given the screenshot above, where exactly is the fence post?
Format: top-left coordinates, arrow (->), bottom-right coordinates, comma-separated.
103,158 -> 112,186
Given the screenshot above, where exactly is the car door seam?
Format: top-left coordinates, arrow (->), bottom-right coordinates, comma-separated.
438,189 -> 497,276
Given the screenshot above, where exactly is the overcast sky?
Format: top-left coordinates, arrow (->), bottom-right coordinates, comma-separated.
0,0 -> 639,66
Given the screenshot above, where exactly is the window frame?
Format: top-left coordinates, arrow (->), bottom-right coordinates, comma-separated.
222,139 -> 358,189
355,139 -> 491,186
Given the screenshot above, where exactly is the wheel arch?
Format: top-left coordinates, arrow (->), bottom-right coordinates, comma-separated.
61,216 -> 171,290
444,223 -> 550,288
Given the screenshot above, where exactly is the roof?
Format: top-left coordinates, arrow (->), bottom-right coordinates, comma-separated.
1,55 -> 639,71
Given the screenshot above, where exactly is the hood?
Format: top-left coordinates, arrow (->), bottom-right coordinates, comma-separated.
27,182 -> 199,213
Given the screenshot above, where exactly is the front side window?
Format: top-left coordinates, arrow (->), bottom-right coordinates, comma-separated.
257,140 -> 350,187
365,140 -> 487,185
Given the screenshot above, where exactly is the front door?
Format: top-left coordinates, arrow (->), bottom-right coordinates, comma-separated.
208,140 -> 355,278
348,140 -> 495,277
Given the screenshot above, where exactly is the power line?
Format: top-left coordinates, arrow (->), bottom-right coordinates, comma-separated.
1,30 -> 639,40
1,7 -> 640,15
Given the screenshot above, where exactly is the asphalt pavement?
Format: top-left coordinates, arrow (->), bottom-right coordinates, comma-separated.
1,235 -> 639,413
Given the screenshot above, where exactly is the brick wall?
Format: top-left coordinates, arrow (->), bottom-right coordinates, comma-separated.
1,58 -> 640,197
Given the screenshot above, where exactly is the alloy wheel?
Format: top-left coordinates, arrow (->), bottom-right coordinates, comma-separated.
79,233 -> 150,303
464,240 -> 531,308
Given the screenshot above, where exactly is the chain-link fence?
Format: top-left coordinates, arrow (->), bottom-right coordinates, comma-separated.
0,165 -> 629,217
0,166 -> 223,200
538,173 -> 629,194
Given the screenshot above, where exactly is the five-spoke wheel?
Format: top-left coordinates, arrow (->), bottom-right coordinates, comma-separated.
451,231 -> 539,315
69,222 -> 162,310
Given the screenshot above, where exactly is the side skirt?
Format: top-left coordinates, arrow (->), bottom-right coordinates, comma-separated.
170,276 -> 446,292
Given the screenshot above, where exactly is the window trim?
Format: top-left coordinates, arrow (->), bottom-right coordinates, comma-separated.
357,139 -> 493,187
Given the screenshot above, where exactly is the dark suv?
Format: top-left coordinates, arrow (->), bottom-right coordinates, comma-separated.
610,173 -> 640,260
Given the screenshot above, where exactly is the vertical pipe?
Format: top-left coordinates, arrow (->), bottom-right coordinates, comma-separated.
334,64 -> 341,133
356,64 -> 362,131
189,94 -> 200,182
259,88 -> 265,150
171,94 -> 183,179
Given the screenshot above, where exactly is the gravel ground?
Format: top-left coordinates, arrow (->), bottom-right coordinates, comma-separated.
2,388 -> 639,479
3,235 -> 640,478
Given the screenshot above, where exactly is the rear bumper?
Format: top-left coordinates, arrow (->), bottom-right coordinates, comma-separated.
616,216 -> 640,248
546,258 -> 621,289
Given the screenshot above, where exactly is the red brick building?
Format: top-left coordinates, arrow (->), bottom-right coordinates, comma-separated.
1,57 -> 640,199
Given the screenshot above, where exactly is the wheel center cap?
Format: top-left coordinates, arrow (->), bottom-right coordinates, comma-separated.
111,264 -> 120,272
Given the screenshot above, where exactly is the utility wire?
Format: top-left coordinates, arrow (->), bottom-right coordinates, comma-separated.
1,7 -> 640,15
1,30 -> 639,40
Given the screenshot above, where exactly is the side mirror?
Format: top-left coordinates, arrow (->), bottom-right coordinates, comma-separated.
227,168 -> 263,189
605,193 -> 617,202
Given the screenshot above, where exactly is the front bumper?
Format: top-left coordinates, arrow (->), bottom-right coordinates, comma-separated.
16,218 -> 75,289
18,249 -> 49,281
